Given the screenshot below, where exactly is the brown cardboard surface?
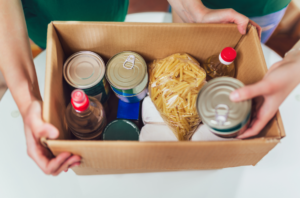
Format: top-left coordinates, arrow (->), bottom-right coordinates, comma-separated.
43,22 -> 285,175
45,139 -> 279,175
44,23 -> 70,140
53,22 -> 242,62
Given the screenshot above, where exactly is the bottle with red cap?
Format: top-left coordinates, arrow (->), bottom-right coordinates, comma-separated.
203,47 -> 237,79
65,89 -> 106,140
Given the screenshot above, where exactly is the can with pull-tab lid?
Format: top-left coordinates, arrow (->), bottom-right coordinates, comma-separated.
196,77 -> 252,138
105,51 -> 148,103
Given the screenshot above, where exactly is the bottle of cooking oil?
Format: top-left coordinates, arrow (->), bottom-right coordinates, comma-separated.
65,89 -> 106,140
203,47 -> 237,79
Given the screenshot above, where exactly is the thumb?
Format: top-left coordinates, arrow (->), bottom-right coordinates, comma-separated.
230,81 -> 268,102
235,15 -> 249,35
38,123 -> 59,140
28,101 -> 59,140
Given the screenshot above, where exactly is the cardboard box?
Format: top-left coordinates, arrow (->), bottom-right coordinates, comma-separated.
42,22 -> 285,175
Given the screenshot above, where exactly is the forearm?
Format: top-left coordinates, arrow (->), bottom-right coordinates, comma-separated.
0,0 -> 41,117
285,39 -> 300,85
168,0 -> 208,23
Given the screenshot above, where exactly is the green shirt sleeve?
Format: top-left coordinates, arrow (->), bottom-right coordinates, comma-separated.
202,0 -> 290,17
21,0 -> 129,49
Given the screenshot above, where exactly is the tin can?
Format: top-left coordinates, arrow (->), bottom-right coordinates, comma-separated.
102,119 -> 140,141
105,51 -> 148,102
112,73 -> 148,96
112,86 -> 148,103
196,77 -> 252,138
63,51 -> 110,104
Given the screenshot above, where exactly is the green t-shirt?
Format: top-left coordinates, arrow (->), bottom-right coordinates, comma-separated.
21,0 -> 129,48
202,0 -> 291,17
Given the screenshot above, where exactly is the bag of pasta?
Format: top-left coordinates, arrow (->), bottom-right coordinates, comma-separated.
148,53 -> 206,140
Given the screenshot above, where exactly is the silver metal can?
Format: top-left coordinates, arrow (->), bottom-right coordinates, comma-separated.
196,77 -> 252,138
105,51 -> 148,102
63,51 -> 110,104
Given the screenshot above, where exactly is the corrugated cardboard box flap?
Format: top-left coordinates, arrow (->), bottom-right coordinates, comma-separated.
43,23 -> 70,140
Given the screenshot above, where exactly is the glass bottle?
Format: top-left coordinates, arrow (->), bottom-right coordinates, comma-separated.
203,47 -> 237,79
65,89 -> 106,140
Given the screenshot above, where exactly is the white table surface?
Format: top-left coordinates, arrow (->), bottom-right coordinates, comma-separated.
1,12 -> 300,198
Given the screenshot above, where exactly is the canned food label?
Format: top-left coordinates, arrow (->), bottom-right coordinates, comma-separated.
103,78 -> 110,95
93,93 -> 103,103
83,77 -> 110,104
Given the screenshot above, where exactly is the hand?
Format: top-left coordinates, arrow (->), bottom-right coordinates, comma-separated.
23,100 -> 81,175
230,50 -> 300,139
168,0 -> 261,39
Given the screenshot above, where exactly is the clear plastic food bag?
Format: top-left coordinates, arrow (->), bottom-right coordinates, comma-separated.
148,53 -> 206,140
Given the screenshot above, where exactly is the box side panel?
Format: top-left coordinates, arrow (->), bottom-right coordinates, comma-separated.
235,25 -> 267,85
43,23 -> 70,139
52,22 -> 242,62
276,111 -> 286,138
46,140 -> 279,175
235,25 -> 283,139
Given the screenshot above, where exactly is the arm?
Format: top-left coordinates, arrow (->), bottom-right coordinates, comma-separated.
230,40 -> 300,139
168,0 -> 261,37
0,0 -> 80,175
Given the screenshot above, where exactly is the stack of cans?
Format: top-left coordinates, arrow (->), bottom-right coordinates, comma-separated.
63,51 -> 110,105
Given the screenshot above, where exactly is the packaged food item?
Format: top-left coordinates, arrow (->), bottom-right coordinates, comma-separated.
139,124 -> 178,142
65,89 -> 107,140
117,99 -> 140,121
196,77 -> 251,138
191,124 -> 237,141
106,51 -> 148,103
102,119 -> 140,141
148,53 -> 206,140
63,51 -> 110,104
142,96 -> 164,125
203,47 -> 237,78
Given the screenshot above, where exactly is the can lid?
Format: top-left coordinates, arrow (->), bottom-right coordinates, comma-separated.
220,47 -> 236,62
106,51 -> 147,90
71,89 -> 89,112
196,77 -> 251,130
103,119 -> 140,140
64,51 -> 105,89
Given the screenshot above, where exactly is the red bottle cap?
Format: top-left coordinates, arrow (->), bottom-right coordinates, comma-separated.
71,89 -> 89,112
220,47 -> 237,62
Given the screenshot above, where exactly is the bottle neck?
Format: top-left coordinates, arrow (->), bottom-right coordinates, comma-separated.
72,104 -> 92,117
219,54 -> 233,65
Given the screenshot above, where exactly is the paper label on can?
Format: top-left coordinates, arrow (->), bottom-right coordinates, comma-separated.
103,78 -> 110,95
93,93 -> 103,103
82,77 -> 110,104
